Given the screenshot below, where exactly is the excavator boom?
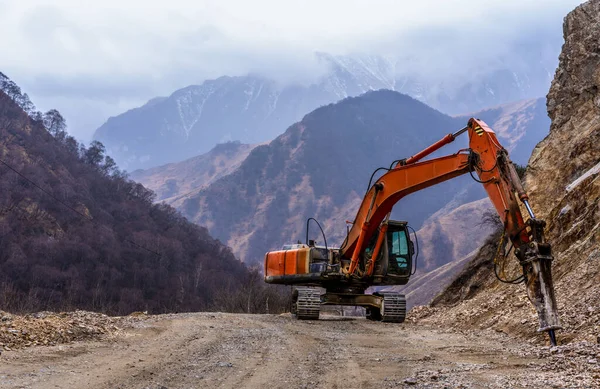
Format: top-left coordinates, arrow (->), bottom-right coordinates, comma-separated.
341,152 -> 471,272
342,119 -> 516,259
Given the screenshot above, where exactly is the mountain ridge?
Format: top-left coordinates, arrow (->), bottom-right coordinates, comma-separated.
95,46 -> 559,170
130,141 -> 259,202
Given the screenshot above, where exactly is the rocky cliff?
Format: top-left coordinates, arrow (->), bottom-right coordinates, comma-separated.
411,0 -> 600,345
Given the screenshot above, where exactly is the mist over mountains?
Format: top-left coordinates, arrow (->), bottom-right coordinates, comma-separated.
5,0 -> 579,150
95,37 -> 558,170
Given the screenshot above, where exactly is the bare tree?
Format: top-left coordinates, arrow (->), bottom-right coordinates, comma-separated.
43,109 -> 67,140
84,140 -> 106,166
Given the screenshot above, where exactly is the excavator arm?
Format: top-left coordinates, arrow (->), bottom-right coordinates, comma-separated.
341,118 -> 561,344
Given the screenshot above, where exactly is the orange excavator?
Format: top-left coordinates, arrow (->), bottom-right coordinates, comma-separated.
264,118 -> 561,345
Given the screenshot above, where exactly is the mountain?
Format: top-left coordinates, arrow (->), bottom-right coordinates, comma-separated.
414,198 -> 495,272
94,75 -> 327,170
323,47 -> 557,117
411,0 -> 600,344
132,97 -> 549,215
177,90 -> 487,264
128,94 -> 551,316
130,141 -> 259,202
141,94 -> 548,266
95,41 -> 559,170
0,82 -> 253,315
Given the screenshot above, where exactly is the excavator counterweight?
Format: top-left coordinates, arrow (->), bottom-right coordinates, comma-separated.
264,118 -> 560,345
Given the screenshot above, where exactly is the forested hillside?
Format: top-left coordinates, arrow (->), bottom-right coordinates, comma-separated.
0,82 -> 256,315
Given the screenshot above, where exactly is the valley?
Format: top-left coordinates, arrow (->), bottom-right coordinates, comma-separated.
0,1 -> 599,389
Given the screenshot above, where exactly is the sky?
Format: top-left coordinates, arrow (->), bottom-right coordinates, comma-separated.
0,0 -> 585,141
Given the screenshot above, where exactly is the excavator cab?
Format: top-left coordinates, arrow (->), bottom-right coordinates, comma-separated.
386,222 -> 413,277
366,220 -> 414,279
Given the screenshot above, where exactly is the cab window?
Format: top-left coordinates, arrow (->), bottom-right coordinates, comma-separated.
391,230 -> 409,256
388,228 -> 410,275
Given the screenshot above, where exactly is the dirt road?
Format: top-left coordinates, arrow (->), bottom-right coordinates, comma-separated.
1,312 -> 598,388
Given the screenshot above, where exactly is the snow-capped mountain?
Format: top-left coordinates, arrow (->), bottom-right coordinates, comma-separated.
95,45 -> 558,170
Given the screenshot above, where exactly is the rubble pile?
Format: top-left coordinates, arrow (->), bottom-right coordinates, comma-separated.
0,310 -> 126,350
408,283 -> 600,345
531,341 -> 600,376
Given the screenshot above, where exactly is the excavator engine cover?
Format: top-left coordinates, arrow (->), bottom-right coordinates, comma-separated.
264,245 -> 311,277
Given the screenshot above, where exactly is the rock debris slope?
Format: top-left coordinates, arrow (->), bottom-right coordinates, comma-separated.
0,310 -> 130,350
411,0 -> 600,345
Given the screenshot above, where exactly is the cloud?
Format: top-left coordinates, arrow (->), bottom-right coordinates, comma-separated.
0,0 -> 584,140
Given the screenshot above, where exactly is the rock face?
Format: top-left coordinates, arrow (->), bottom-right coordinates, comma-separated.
528,0 -> 600,218
413,0 -> 600,344
526,0 -> 600,342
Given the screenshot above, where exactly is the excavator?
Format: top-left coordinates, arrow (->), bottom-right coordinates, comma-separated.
264,118 -> 561,345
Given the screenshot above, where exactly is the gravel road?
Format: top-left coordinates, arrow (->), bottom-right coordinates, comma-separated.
1,312 -> 598,388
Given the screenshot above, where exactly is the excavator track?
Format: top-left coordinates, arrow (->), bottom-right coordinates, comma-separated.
380,292 -> 406,323
294,287 -> 321,320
